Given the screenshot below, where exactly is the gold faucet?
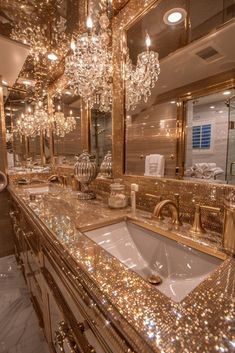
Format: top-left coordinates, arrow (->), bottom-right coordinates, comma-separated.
153,199 -> 182,228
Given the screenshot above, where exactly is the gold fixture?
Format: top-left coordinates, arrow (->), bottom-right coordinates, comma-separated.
190,204 -> 221,235
147,275 -> 162,285
223,199 -> 235,256
153,199 -> 182,228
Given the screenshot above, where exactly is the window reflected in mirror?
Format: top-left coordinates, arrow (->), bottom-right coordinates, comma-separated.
185,89 -> 235,184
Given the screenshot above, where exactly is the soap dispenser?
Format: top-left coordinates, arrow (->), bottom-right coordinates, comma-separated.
131,183 -> 139,217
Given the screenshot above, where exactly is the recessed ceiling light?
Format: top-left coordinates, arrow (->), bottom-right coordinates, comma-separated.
210,106 -> 215,109
163,8 -> 187,26
47,53 -> 58,61
223,90 -> 231,95
23,80 -> 31,85
219,110 -> 223,114
170,100 -> 176,104
2,80 -> 7,86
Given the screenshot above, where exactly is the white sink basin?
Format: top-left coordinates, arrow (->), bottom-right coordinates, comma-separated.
85,221 -> 222,302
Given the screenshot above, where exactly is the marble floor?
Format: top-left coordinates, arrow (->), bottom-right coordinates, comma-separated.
0,255 -> 50,353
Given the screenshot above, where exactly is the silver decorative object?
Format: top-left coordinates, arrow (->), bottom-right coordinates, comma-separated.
98,151 -> 112,179
74,151 -> 97,200
0,172 -> 7,192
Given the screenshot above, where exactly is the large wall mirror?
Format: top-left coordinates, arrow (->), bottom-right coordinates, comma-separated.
90,109 -> 112,166
4,86 -> 51,172
123,0 -> 235,184
52,88 -> 82,166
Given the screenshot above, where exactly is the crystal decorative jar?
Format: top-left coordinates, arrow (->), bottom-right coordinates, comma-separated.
108,179 -> 128,209
74,151 -> 97,200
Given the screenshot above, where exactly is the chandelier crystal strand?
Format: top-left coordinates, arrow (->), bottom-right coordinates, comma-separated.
65,3 -> 113,113
125,33 -> 160,111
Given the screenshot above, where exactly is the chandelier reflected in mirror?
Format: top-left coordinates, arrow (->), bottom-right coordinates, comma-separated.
65,7 -> 112,113
125,34 -> 160,111
53,106 -> 77,138
14,102 -> 51,138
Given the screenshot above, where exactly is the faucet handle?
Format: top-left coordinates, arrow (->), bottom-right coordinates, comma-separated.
190,204 -> 221,236
190,204 -> 205,235
200,205 -> 221,213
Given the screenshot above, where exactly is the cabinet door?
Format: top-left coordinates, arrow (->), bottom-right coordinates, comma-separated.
43,268 -> 105,353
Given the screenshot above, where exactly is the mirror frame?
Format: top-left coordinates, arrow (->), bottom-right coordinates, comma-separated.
0,76 -> 8,173
112,0 -> 235,186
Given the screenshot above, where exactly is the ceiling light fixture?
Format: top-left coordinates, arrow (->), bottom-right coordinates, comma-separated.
163,8 -> 187,26
170,101 -> 176,104
223,91 -> 231,95
23,80 -> 31,85
47,53 -> 58,61
210,106 -> 215,109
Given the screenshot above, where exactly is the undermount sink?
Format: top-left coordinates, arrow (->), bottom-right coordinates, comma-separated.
85,221 -> 222,302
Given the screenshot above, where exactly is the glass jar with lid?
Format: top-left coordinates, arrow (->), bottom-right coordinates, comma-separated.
108,179 -> 128,209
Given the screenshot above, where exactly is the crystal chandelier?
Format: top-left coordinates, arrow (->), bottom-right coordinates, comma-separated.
14,101 -> 51,138
65,7 -> 112,112
14,107 -> 38,138
125,34 -> 160,111
53,106 -> 77,138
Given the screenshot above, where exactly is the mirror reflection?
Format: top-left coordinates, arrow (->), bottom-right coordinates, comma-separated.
90,109 -> 112,166
185,89 -> 235,184
4,87 -> 51,172
53,89 -> 82,165
124,0 -> 235,184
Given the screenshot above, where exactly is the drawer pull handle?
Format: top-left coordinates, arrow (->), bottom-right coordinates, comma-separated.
54,321 -> 95,353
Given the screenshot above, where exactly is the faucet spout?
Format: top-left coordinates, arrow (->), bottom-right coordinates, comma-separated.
153,200 -> 182,227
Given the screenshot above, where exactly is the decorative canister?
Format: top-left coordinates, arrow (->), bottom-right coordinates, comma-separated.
98,151 -> 112,179
74,151 -> 97,199
108,179 -> 128,209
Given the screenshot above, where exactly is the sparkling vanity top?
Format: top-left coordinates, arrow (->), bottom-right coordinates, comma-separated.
9,184 -> 235,353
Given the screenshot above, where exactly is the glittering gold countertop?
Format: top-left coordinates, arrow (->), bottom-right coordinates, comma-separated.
8,184 -> 235,353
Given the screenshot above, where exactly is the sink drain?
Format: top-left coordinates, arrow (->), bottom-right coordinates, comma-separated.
147,275 -> 162,285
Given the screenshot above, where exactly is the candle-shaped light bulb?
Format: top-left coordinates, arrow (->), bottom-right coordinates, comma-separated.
58,105 -> 61,111
145,33 -> 151,49
38,101 -> 42,107
70,110 -> 73,116
71,39 -> 76,51
28,107 -> 31,113
86,16 -> 93,29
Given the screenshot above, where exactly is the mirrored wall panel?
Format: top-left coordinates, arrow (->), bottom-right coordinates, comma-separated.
53,89 -> 82,165
4,88 -> 50,172
124,0 -> 235,184
90,109 -> 112,166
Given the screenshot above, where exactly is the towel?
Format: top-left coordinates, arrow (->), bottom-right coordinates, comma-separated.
144,154 -> 165,177
185,163 -> 224,179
